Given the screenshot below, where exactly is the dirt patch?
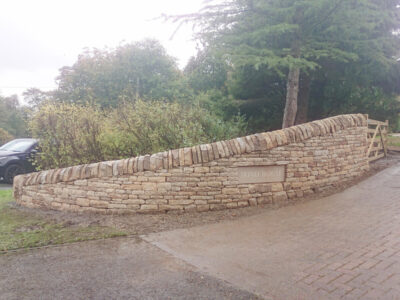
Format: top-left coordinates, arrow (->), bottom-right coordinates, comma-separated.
11,154 -> 400,236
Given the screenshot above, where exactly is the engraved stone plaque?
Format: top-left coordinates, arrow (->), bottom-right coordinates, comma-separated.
238,165 -> 285,184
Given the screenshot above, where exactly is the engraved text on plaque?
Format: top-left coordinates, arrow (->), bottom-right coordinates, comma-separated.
238,165 -> 285,184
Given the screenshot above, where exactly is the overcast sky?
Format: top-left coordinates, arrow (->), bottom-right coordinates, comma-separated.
0,0 -> 205,101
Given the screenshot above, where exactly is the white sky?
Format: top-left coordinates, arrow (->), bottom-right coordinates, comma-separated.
0,0 -> 205,101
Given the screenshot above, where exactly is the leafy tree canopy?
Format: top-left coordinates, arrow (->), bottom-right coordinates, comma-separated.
54,39 -> 187,107
173,0 -> 400,127
0,95 -> 28,137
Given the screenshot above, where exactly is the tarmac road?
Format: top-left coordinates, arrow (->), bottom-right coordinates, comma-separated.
0,238 -> 258,300
0,183 -> 11,190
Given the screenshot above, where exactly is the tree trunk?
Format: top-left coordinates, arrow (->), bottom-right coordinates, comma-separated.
295,73 -> 311,125
282,67 -> 300,128
136,77 -> 140,100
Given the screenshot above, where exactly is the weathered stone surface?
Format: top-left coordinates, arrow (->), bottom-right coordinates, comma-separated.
162,151 -> 168,170
137,156 -> 145,172
184,147 -> 193,166
195,145 -> 202,163
14,114 -> 369,215
179,148 -> 185,167
221,141 -> 231,157
211,143 -> 220,160
149,155 -> 158,171
216,142 -> 225,158
143,155 -> 151,171
191,146 -> 198,164
206,144 -> 214,161
228,140 -> 237,155
200,144 -> 209,163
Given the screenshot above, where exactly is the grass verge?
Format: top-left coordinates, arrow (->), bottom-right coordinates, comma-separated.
0,190 -> 126,252
388,135 -> 400,147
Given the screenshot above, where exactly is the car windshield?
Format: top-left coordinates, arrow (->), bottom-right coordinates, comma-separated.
0,140 -> 35,153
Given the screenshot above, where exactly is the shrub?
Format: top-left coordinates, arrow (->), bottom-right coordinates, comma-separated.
29,103 -> 106,170
30,100 -> 246,170
0,128 -> 13,146
102,100 -> 246,158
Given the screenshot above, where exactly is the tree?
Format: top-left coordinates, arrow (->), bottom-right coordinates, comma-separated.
54,39 -> 185,107
172,0 -> 400,128
184,49 -> 228,93
0,95 -> 27,137
23,88 -> 49,108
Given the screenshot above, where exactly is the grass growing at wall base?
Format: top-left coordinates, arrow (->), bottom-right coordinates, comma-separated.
0,190 -> 126,252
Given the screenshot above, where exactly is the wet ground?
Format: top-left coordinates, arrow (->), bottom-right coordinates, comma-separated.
1,156 -> 400,299
0,238 -> 258,300
145,162 -> 400,299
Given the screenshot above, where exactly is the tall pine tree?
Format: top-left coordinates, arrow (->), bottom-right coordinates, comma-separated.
172,0 -> 400,128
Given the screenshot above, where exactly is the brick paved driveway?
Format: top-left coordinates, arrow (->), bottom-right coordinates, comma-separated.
145,162 -> 400,299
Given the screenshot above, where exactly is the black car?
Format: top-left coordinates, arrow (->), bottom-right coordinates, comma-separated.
0,138 -> 38,183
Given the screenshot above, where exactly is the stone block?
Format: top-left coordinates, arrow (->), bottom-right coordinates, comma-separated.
211,143 -> 220,159
90,200 -> 109,208
271,183 -> 284,192
140,205 -> 158,211
222,188 -> 239,195
143,155 -> 151,170
184,147 -> 193,166
273,192 -> 288,203
142,182 -> 157,191
76,198 -> 90,207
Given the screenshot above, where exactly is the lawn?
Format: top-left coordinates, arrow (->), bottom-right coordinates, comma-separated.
388,135 -> 400,147
0,190 -> 126,252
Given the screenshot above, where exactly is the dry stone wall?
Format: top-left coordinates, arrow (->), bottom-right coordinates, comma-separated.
14,114 -> 369,214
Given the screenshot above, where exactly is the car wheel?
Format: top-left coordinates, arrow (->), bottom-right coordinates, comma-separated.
4,164 -> 25,184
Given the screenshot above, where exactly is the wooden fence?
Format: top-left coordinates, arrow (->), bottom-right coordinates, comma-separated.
367,117 -> 388,162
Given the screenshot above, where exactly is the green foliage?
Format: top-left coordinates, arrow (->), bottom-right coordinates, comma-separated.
23,88 -> 49,108
309,84 -> 400,129
0,95 -> 28,138
29,103 -> 106,170
177,0 -> 400,130
184,50 -> 229,93
54,39 -> 187,107
30,100 -> 246,170
103,99 -> 246,158
0,128 -> 13,146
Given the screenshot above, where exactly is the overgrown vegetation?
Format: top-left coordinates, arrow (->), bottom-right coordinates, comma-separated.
0,190 -> 126,252
30,100 -> 246,170
0,0 -> 399,168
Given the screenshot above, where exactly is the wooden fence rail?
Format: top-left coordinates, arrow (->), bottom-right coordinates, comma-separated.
367,117 -> 388,162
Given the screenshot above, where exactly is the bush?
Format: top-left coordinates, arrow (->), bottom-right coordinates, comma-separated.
30,100 -> 246,170
29,103 -> 106,170
0,128 -> 13,146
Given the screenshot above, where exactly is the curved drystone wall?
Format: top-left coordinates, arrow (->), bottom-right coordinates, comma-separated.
14,114 -> 369,214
